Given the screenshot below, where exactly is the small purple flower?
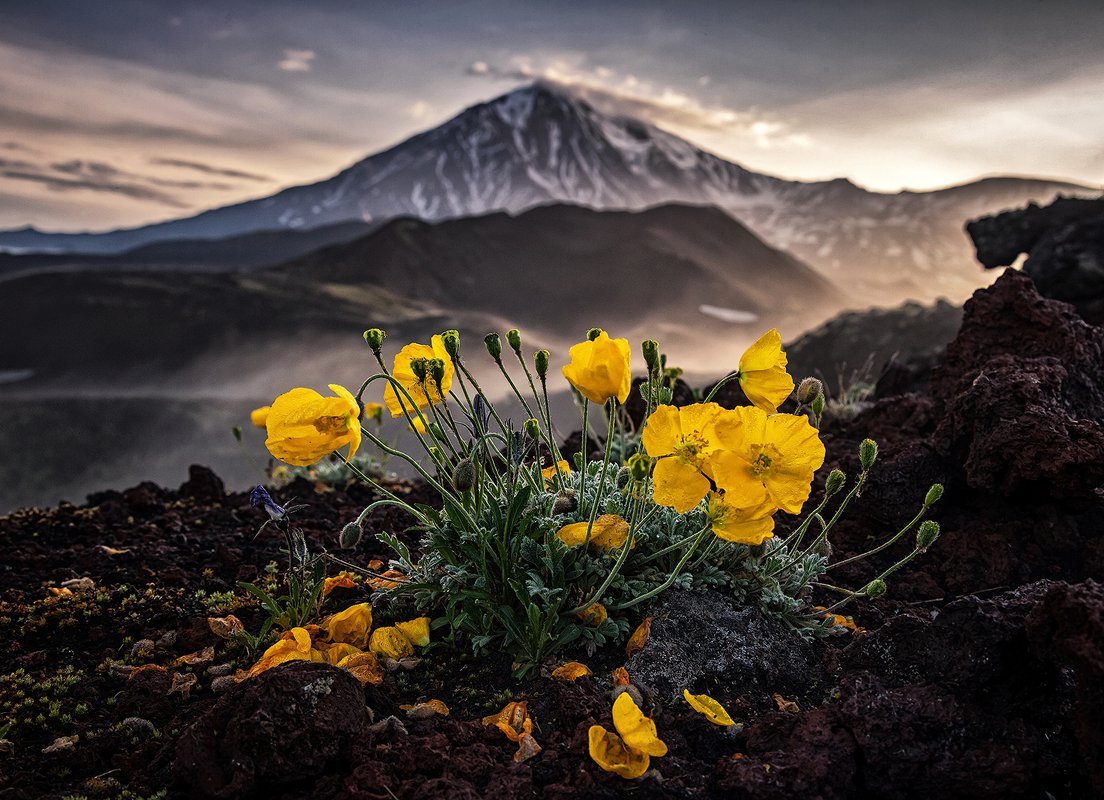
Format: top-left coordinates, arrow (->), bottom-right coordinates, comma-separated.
250,485 -> 286,520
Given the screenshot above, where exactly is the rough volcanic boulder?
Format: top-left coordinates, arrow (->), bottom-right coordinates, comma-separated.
626,590 -> 825,701
968,196 -> 1104,324
174,662 -> 373,798
931,270 -> 1104,499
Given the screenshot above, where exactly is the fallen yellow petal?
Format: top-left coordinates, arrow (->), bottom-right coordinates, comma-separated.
337,651 -> 383,686
612,692 -> 667,757
369,626 -> 414,660
400,699 -> 450,719
482,700 -> 533,743
322,602 -> 373,648
683,689 -> 736,726
394,616 -> 431,647
588,725 -> 650,779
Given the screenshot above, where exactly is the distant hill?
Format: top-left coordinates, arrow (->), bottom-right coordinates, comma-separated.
1,83 -> 1094,304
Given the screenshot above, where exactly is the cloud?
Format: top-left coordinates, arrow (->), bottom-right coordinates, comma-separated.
278,49 -> 315,72
0,169 -> 188,207
149,157 -> 272,182
465,57 -> 811,150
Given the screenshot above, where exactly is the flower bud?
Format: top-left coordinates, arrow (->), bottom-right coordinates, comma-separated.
825,469 -> 846,495
429,421 -> 446,441
339,521 -> 364,550
797,377 -> 824,404
924,483 -> 944,507
616,466 -> 631,490
441,329 -> 461,360
452,458 -> 476,492
534,349 -> 550,380
586,327 -> 603,342
811,394 -> 825,417
506,328 -> 522,354
916,520 -> 940,549
523,417 -> 541,440
410,357 -> 429,382
484,333 -> 502,362
428,358 -> 446,388
627,453 -> 651,482
642,340 -> 660,371
864,579 -> 887,598
859,439 -> 878,470
552,489 -> 578,515
363,328 -> 387,355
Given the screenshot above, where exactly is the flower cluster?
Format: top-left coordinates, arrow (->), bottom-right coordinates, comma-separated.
246,322 -> 941,678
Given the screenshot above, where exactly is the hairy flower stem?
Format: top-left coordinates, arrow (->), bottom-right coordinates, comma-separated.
610,524 -> 711,611
582,400 -> 618,549
578,398 -> 590,498
514,349 -> 567,484
702,370 -> 740,404
794,470 -> 870,562
822,548 -> 922,615
826,503 -> 929,572
455,358 -> 510,437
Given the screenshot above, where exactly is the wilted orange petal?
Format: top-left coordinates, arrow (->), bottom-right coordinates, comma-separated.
337,651 -> 384,685
482,701 -> 533,743
322,572 -> 359,597
576,603 -> 607,627
625,617 -> 655,657
400,699 -> 450,719
551,662 -> 593,681
772,693 -> 800,713
207,615 -> 244,640
174,646 -> 215,667
611,667 -> 630,687
515,733 -> 542,763
366,569 -> 408,591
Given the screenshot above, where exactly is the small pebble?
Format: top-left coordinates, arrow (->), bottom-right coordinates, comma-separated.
611,684 -> 644,706
210,675 -> 236,694
366,715 -> 408,738
130,639 -> 156,659
207,663 -> 232,677
121,717 -> 156,737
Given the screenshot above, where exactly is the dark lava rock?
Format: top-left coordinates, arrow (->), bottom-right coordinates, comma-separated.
626,590 -> 824,701
179,464 -> 226,502
931,270 -> 1104,499
1026,580 -> 1104,796
174,662 -> 372,798
720,581 -> 1100,799
784,298 -> 963,390
968,196 -> 1104,324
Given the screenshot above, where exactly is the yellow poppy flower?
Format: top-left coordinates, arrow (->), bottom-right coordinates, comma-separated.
562,330 -> 631,405
588,725 -> 651,779
556,514 -> 631,551
264,384 -> 362,467
706,492 -> 777,546
710,406 -> 825,514
368,626 -> 414,659
683,689 -> 736,726
249,405 -> 270,428
737,329 -> 794,412
642,403 -> 725,513
383,335 -> 454,419
362,402 -> 384,422
322,602 -> 373,648
541,460 -> 572,485
394,616 -> 431,647
612,692 -> 667,757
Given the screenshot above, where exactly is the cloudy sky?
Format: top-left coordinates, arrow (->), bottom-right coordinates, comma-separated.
2,0 -> 1102,231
